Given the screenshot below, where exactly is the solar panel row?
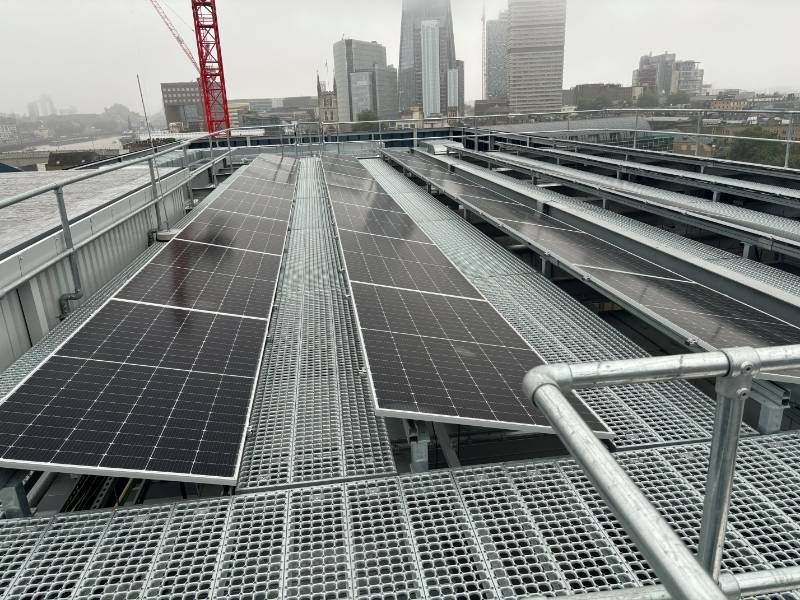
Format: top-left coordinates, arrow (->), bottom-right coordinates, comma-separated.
385,149 -> 800,367
322,156 -> 612,435
0,155 -> 298,483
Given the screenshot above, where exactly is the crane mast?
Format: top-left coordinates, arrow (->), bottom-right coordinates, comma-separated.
191,0 -> 230,133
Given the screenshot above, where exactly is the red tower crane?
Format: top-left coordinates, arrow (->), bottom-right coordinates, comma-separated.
191,0 -> 230,133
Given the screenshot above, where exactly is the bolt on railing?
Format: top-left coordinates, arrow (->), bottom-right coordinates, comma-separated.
523,344 -> 800,600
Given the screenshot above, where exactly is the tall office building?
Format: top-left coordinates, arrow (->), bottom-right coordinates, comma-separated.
506,0 -> 566,113
333,39 -> 399,122
484,10 -> 508,99
632,52 -> 676,95
398,0 -> 462,116
670,60 -> 704,96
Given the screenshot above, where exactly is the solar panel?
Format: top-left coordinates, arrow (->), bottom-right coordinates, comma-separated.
321,157 -> 612,437
331,202 -> 432,243
387,150 -> 800,366
0,155 -> 296,483
327,184 -> 403,211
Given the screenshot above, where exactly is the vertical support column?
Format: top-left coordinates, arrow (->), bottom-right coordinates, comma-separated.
147,157 -> 166,230
409,430 -> 430,473
697,347 -> 759,580
208,136 -> 218,187
182,146 -> 195,206
785,115 -> 794,169
541,257 -> 553,279
226,129 -> 232,168
695,111 -> 704,156
54,187 -> 83,318
741,243 -> 753,259
712,190 -> 720,202
294,123 -> 299,158
633,110 -> 639,149
0,470 -> 30,518
758,401 -> 785,434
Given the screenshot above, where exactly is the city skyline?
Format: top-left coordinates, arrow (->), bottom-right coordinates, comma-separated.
2,0 -> 800,117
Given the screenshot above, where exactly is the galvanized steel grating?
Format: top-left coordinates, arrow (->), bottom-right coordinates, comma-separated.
236,157 -> 395,491
1,434 -> 800,597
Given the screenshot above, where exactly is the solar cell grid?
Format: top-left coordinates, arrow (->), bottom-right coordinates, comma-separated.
208,193 -> 293,221
151,239 -> 278,280
177,215 -> 288,255
0,356 -> 251,478
325,172 -> 385,193
327,184 -> 403,211
352,283 -> 525,347
226,177 -> 295,199
57,300 -> 264,378
332,202 -> 432,243
338,229 -> 452,265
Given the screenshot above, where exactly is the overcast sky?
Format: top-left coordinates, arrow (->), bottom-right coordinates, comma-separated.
3,0 -> 799,117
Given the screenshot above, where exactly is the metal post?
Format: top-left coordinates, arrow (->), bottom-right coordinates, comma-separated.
147,157 -> 166,231
697,347 -> 759,579
207,136 -> 217,187
785,115 -> 794,168
0,470 -> 30,518
695,111 -> 703,156
226,130 -> 232,168
54,186 -> 83,318
294,123 -> 299,158
182,146 -> 194,206
633,110 -> 639,149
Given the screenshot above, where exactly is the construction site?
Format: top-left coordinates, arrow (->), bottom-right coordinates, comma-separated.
2,1 -> 800,599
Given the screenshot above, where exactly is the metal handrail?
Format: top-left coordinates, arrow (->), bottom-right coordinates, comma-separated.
522,345 -> 800,600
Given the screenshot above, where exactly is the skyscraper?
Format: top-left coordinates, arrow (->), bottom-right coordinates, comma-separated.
398,0 -> 462,117
506,0 -> 566,113
632,52 -> 676,95
484,10 -> 508,99
333,39 -> 399,122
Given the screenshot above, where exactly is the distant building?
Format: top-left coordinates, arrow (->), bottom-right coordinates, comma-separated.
161,81 -> 204,132
317,77 -> 339,123
0,117 -> 20,146
670,60 -> 704,97
506,0 -> 566,113
280,96 -> 317,110
229,98 -> 273,113
399,0 -> 461,116
484,10 -> 508,99
633,52 -> 676,95
333,39 -> 399,122
27,102 -> 39,119
475,98 -> 510,116
570,83 -> 642,108
227,101 -> 252,128
710,99 -> 751,111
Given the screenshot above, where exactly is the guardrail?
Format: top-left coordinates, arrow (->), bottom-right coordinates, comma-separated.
523,344 -> 800,599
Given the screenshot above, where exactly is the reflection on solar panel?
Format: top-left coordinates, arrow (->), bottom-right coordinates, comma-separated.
0,156 -> 297,483
322,157 -> 612,436
384,149 -> 800,376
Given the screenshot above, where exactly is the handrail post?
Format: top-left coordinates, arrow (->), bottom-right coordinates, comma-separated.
697,347 -> 759,579
226,129 -> 232,168
785,114 -> 794,169
695,110 -> 704,156
632,109 -> 639,149
294,123 -> 299,158
54,186 -> 83,318
147,157 -> 166,231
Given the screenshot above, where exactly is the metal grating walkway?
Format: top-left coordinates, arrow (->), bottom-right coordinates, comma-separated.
0,433 -> 799,598
365,157 -> 734,449
236,157 -> 395,491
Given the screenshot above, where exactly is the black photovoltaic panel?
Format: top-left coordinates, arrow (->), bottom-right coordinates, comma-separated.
57,300 -> 265,378
331,202 -> 432,243
321,157 -> 610,436
460,194 -> 576,228
117,242 -> 281,319
352,283 -> 523,345
209,193 -> 293,221
582,268 -> 800,349
343,246 -> 480,298
0,356 -> 251,478
327,184 -> 403,211
338,229 -> 452,265
177,208 -> 288,255
325,172 -> 386,193
0,156 -> 296,483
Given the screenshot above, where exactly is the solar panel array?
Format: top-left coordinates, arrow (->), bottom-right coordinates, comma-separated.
322,156 -> 611,436
0,155 -> 297,483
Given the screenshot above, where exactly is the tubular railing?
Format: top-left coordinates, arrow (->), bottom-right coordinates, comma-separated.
522,344 -> 800,600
